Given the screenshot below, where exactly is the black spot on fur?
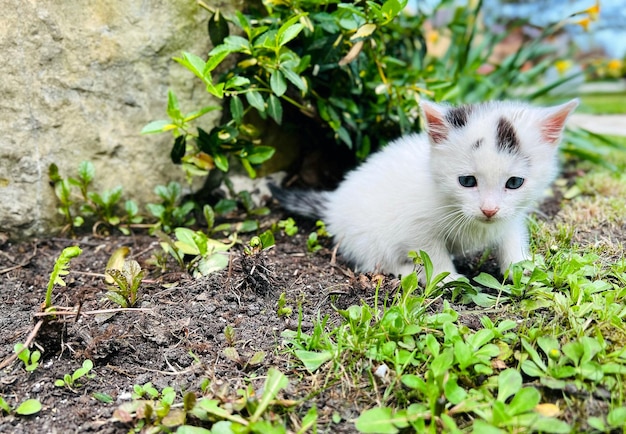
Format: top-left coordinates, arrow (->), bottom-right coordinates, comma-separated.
496,117 -> 519,153
472,139 -> 483,150
445,105 -> 471,129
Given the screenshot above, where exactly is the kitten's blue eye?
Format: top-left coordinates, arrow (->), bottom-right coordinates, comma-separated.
506,177 -> 524,189
458,176 -> 477,188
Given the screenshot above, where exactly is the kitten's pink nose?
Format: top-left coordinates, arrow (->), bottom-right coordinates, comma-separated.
481,207 -> 499,218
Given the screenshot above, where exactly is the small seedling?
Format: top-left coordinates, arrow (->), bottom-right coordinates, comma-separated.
14,343 -> 41,372
0,396 -> 42,416
275,218 -> 298,236
222,347 -> 266,371
224,325 -> 236,346
44,245 -> 83,311
244,230 -> 275,256
105,259 -> 145,308
55,359 -> 95,390
277,292 -> 293,317
132,382 -> 160,400
146,181 -> 196,233
49,161 -> 140,233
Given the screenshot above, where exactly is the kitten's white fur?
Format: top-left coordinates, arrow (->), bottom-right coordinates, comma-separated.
275,100 -> 578,279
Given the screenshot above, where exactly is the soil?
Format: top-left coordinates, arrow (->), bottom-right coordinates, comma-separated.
0,188 -> 618,433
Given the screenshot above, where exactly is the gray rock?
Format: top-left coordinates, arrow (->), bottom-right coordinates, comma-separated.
0,1 -> 240,238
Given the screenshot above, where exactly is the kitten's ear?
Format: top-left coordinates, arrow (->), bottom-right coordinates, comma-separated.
541,99 -> 579,145
420,100 -> 449,144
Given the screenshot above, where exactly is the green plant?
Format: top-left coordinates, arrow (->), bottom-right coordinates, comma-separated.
54,359 -> 95,390
276,292 -> 293,317
274,218 -> 298,237
49,161 -> 142,234
146,181 -> 196,233
113,368 -> 298,432
14,343 -> 41,372
132,382 -> 168,400
44,245 -> 82,311
145,0 -> 615,190
158,227 -> 236,277
306,220 -> 329,253
105,259 -> 145,308
0,396 -> 41,416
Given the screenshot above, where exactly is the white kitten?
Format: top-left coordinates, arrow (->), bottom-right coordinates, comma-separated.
271,99 -> 578,280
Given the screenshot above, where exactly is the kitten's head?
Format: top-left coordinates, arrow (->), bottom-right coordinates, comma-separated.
420,99 -> 578,223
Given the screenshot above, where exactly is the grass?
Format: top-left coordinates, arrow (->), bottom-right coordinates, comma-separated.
275,132 -> 626,433
577,91 -> 626,114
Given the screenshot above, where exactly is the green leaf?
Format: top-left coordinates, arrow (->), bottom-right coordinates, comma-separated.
141,120 -> 176,134
175,51 -> 207,81
278,23 -> 304,46
247,146 -> 275,165
171,135 -> 186,165
245,91 -> 265,113
267,95 -> 283,124
167,90 -> 182,121
270,70 -> 287,97
230,96 -> 244,124
280,66 -> 306,91
197,253 -> 229,275
508,387 -> 540,415
93,392 -> 114,403
471,420 -> 507,434
473,272 -> 504,290
77,161 -> 95,183
178,425 -> 213,434
0,396 -> 11,413
294,350 -> 333,373
106,291 -> 129,308
204,50 -> 230,78
15,399 -> 41,416
530,417 -> 572,433
608,407 -> 626,427
355,407 -> 399,434
259,230 -> 275,249
208,10 -> 229,46
497,368 -> 522,402
214,153 -> 229,172
183,105 -> 220,122
444,375 -> 467,404
251,367 -> 288,422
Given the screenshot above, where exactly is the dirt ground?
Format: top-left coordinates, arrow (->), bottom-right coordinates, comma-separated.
0,184 -> 618,433
0,212 -> 402,433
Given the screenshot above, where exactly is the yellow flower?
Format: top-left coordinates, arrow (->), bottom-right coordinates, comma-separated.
426,29 -> 439,44
607,59 -> 622,72
555,59 -> 573,75
576,17 -> 591,31
586,1 -> 600,21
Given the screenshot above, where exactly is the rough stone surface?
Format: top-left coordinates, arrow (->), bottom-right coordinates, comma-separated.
0,0 -> 237,238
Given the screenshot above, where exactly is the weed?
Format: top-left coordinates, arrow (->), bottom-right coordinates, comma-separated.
54,359 -> 95,391
113,368 -> 297,432
14,343 -> 41,372
277,292 -> 293,317
157,227 -> 236,277
274,218 -> 298,237
146,181 -> 196,233
224,325 -> 236,346
49,161 -> 142,234
0,396 -> 41,416
105,258 -> 145,308
44,245 -> 82,311
306,220 -> 329,253
222,347 -> 267,371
